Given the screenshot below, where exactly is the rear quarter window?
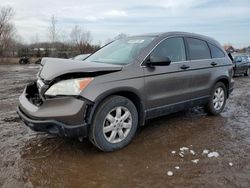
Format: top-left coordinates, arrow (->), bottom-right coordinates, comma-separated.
208,43 -> 225,58
186,38 -> 211,60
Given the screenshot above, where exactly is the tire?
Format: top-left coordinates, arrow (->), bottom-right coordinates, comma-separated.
205,82 -> 227,115
244,67 -> 250,76
89,96 -> 138,152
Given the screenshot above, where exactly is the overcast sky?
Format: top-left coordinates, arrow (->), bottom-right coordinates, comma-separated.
4,0 -> 250,47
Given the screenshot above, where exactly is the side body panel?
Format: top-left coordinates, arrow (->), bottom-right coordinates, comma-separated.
143,63 -> 192,119
142,36 -> 194,119
80,33 -> 233,123
184,36 -> 232,101
187,58 -> 232,100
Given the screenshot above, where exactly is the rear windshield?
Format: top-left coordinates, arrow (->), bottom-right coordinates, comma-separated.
85,37 -> 155,65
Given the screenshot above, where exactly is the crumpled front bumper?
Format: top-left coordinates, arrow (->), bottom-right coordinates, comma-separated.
17,107 -> 88,137
17,82 -> 90,137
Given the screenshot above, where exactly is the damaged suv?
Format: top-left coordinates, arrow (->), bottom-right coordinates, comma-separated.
17,32 -> 234,151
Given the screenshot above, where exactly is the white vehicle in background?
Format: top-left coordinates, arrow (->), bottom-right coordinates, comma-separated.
247,55 -> 250,62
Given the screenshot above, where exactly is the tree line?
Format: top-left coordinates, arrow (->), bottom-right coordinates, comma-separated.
0,6 -> 104,59
0,7 -> 16,57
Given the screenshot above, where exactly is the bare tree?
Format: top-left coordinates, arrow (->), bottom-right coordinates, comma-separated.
0,6 -> 15,56
48,15 -> 58,44
70,25 -> 92,53
59,29 -> 69,44
30,33 -> 40,46
47,15 -> 59,57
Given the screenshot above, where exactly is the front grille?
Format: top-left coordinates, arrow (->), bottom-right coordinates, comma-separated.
26,82 -> 43,106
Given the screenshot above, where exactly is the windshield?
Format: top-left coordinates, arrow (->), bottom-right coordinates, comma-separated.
85,37 -> 155,65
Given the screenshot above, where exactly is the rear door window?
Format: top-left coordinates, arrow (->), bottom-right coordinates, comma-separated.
208,43 -> 225,58
151,37 -> 186,63
186,38 -> 211,60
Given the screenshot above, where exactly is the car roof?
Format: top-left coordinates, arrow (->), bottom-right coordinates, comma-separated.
132,31 -> 222,48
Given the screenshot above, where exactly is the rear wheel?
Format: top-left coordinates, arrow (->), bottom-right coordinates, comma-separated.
205,82 -> 227,115
89,96 -> 138,152
244,67 -> 250,76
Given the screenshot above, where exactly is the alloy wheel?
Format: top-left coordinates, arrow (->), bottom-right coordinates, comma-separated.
103,106 -> 132,144
213,87 -> 225,111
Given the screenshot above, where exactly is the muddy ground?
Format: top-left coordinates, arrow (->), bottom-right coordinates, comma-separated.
0,64 -> 249,188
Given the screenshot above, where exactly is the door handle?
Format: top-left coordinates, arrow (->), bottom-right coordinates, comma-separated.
211,62 -> 217,66
180,64 -> 190,70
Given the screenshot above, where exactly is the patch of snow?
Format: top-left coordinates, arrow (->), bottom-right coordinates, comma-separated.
167,171 -> 173,176
191,159 -> 199,164
207,152 -> 219,158
78,137 -> 84,142
171,151 -> 176,154
179,153 -> 184,158
175,166 -> 180,170
202,149 -> 209,155
180,147 -> 189,151
229,162 -> 233,166
27,66 -> 37,69
190,150 -> 195,155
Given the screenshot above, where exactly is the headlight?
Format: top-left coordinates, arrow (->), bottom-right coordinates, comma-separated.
45,78 -> 93,96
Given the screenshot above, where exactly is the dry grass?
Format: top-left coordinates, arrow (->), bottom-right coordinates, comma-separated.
0,57 -> 19,64
0,57 -> 41,64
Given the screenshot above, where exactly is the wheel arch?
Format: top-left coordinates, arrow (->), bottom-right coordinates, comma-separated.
86,87 -> 146,127
213,76 -> 230,98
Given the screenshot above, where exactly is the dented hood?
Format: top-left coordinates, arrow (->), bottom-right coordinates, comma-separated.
39,58 -> 123,81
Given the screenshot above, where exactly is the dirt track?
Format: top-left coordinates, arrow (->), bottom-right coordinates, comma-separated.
0,64 -> 249,188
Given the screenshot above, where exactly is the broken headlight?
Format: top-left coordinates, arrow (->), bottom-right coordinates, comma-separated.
45,78 -> 93,96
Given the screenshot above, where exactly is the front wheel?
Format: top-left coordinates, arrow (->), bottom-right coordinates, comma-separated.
205,82 -> 227,115
89,96 -> 138,152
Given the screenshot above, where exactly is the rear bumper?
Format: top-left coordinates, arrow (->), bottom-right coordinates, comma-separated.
17,107 -> 88,137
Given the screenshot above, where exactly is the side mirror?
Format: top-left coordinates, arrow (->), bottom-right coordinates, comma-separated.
147,55 -> 171,66
236,59 -> 242,63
